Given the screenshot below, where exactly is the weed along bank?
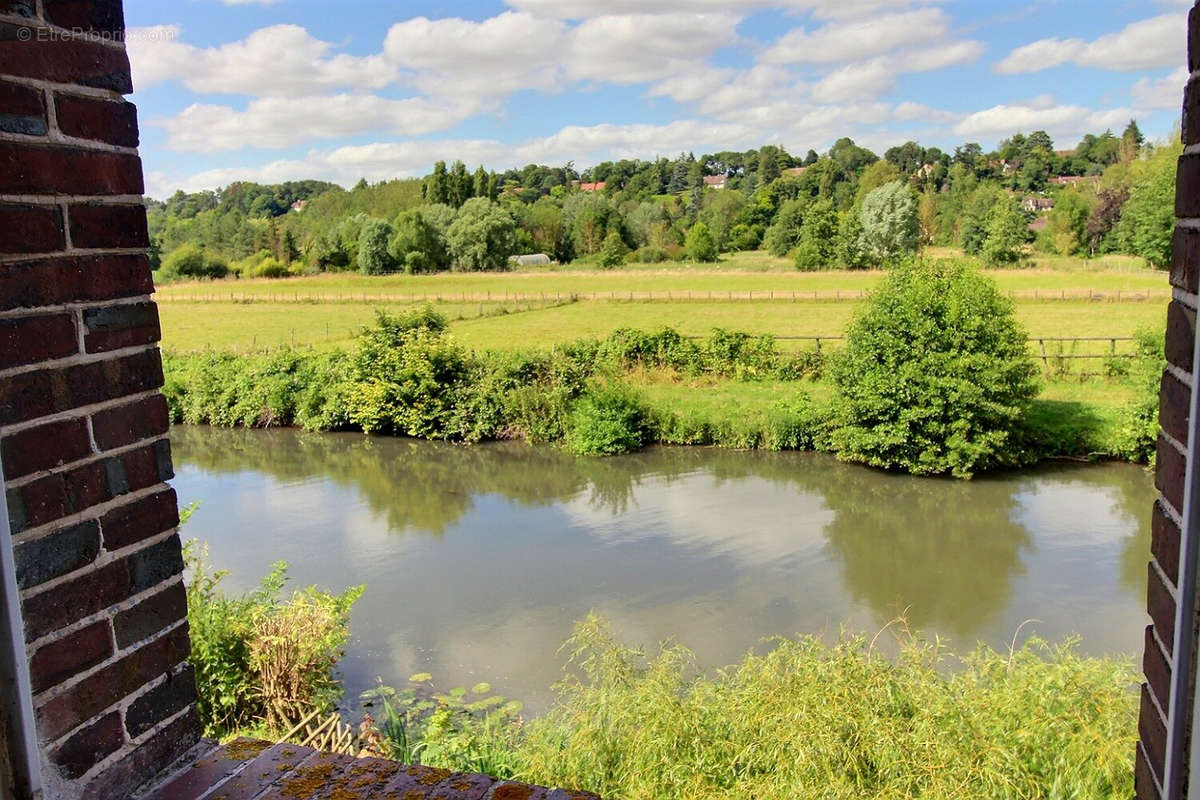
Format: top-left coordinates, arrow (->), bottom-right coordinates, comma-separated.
0,2 -> 1198,800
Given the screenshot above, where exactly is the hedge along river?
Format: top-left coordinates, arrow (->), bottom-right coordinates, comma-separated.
170,425 -> 1155,713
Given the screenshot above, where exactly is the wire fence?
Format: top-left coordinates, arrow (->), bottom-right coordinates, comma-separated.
156,288 -> 1171,305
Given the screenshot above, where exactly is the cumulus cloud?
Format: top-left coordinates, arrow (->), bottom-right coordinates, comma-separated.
1132,67 -> 1188,111
507,0 -> 932,21
763,9 -> 959,64
383,12 -> 566,101
954,102 -> 1134,142
127,24 -> 396,96
158,95 -> 480,152
994,13 -> 1181,74
566,13 -> 741,85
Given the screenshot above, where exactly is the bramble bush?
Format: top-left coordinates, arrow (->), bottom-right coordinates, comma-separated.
831,259 -> 1040,478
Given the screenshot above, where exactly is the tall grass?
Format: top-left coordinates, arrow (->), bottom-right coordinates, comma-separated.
512,616 -> 1137,800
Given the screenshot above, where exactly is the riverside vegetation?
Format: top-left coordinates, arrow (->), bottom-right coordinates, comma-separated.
163,259 -> 1162,477
184,536 -> 1139,798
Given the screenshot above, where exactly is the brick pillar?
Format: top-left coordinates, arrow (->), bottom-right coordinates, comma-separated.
0,2 -> 201,798
1139,4 -> 1200,798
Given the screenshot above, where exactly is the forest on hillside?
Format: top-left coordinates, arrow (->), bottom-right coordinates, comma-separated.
148,121 -> 1176,280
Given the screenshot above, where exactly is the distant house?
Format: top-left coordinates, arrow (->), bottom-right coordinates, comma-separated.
1048,175 -> 1100,188
1023,196 -> 1055,213
579,182 -> 606,192
290,200 -> 309,213
703,175 -> 728,190
511,253 -> 553,267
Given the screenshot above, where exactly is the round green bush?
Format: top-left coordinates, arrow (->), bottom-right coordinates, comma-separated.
566,384 -> 649,456
831,260 -> 1039,478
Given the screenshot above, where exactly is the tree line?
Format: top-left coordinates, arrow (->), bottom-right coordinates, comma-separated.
146,120 -> 1176,280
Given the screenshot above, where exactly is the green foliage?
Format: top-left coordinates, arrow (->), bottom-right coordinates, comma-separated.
1111,326 -> 1166,462
685,222 -> 719,263
762,199 -> 806,257
389,208 -> 449,273
512,616 -> 1137,800
446,198 -> 518,271
832,260 -> 1040,478
358,218 -> 397,275
599,230 -> 627,269
1119,143 -> 1180,268
183,540 -> 363,739
793,200 -> 838,271
980,197 -> 1030,266
565,383 -> 650,456
858,181 -> 919,266
159,243 -> 229,280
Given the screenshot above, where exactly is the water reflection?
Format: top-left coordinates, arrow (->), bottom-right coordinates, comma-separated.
170,426 -> 1154,710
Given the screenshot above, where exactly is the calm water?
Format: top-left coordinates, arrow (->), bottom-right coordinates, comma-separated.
170,426 -> 1155,711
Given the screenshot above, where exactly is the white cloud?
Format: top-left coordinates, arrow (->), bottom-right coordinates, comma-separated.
383,12 -> 566,101
763,9 -> 956,65
954,102 -> 1134,142
566,13 -> 741,85
995,13 -> 1182,74
157,95 -> 480,152
892,102 -> 962,124
128,24 -> 396,96
507,0 -> 932,21
807,41 -> 983,102
1132,67 -> 1188,111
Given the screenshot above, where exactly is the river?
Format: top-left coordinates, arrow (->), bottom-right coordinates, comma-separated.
170,426 -> 1154,712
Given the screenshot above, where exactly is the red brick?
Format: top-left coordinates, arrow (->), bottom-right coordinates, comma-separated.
1136,741 -> 1162,800
104,441 -> 172,497
0,417 -> 91,480
0,78 -> 46,136
55,94 -> 137,148
0,254 -> 153,311
0,312 -> 77,370
1144,626 -> 1172,718
1140,684 -> 1168,789
125,665 -> 196,738
29,620 -> 113,694
0,23 -> 132,94
101,488 -> 178,551
1166,301 -> 1196,374
1148,563 -> 1177,658
1173,227 -> 1200,295
1160,371 -> 1191,445
37,624 -> 189,742
1187,78 -> 1200,147
1156,434 -> 1187,516
1191,4 -> 1200,74
7,461 -> 109,533
1152,501 -> 1182,589
113,580 -> 185,650
0,140 -> 142,196
1178,153 -> 1200,220
42,0 -> 125,36
49,711 -> 124,780
0,203 -> 64,254
68,202 -> 147,249
0,348 -> 164,427
83,302 -> 160,353
13,519 -> 99,589
84,707 -> 201,800
22,536 -> 184,643
91,395 -> 169,452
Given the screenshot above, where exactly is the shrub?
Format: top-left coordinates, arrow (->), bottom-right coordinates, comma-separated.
685,222 -> 719,263
981,197 -> 1031,266
1111,326 -> 1166,462
184,540 -> 363,738
447,197 -> 518,271
859,181 -> 920,267
599,230 -> 627,268
160,243 -> 229,280
831,260 -> 1039,478
358,218 -> 397,275
565,383 -> 649,456
514,616 -> 1137,800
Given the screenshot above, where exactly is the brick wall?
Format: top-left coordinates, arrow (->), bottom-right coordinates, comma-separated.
0,2 -> 200,798
1138,4 -> 1200,798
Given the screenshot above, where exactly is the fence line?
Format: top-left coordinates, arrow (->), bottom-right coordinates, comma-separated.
155,288 -> 1171,305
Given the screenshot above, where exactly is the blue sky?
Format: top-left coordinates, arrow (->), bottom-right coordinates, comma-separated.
123,0 -> 1192,198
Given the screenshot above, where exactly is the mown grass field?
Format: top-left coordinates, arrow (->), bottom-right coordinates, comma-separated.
155,250 -> 1170,353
